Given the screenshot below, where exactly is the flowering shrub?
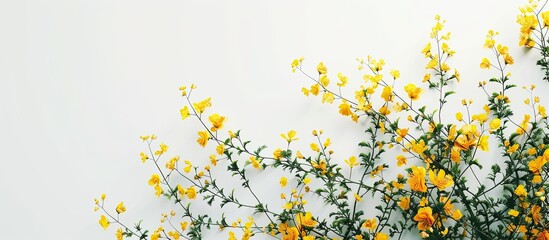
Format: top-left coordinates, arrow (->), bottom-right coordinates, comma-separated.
95,1 -> 549,239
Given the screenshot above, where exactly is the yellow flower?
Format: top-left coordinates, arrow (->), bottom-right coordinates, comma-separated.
183,160 -> 192,173
371,58 -> 385,71
425,57 -> 438,69
354,192 -> 362,202
310,143 -> 320,152
421,42 -> 431,57
508,209 -> 519,217
148,174 -> 161,186
140,152 -> 149,163
250,156 -> 261,169
428,169 -> 454,190
154,185 -> 163,197
420,197 -> 428,206
116,202 -> 126,214
423,73 -> 431,82
282,227 -> 299,240
408,166 -> 427,192
280,177 -> 288,187
338,101 -> 352,116
196,131 -> 209,147
192,97 -> 212,114
379,105 -> 391,116
322,92 -> 335,104
381,86 -> 393,102
228,231 -> 237,240
455,112 -> 463,121
480,57 -> 491,69
540,105 -> 548,118
155,143 -> 169,156
99,215 -> 110,230
208,114 -> 226,132
180,221 -> 188,231
528,156 -> 546,174
489,118 -> 501,131
215,144 -> 225,155
504,54 -> 514,65
413,207 -> 435,230
310,84 -> 320,96
337,72 -> 348,87
532,205 -> 542,224
390,69 -> 400,79
441,63 -> 450,72
186,186 -> 197,199
180,106 -> 190,120
319,75 -> 330,87
374,232 -> 389,240
344,156 -> 359,168
296,212 -> 318,228
478,135 -> 489,151
362,218 -> 377,231
291,58 -> 300,72
514,186 -> 528,201
317,62 -> 327,75
166,156 -> 180,171
404,83 -> 422,101
116,228 -> 123,240
396,155 -> 407,167
409,140 -> 428,155
273,148 -> 283,160
398,196 -> 410,210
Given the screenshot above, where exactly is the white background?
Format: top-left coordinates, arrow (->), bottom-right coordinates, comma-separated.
0,0 -> 545,239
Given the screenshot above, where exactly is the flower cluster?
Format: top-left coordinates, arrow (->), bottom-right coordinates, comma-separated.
94,1 -> 549,239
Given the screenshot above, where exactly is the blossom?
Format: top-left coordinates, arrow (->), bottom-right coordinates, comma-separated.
279,177 -> 288,187
280,130 -> 299,143
282,227 -> 299,240
337,73 -> 348,87
489,118 -> 501,131
478,135 -> 489,151
404,83 -> 422,100
408,166 -> 427,192
338,101 -> 352,116
273,148 -> 282,160
344,156 -> 359,168
480,58 -> 491,69
148,174 -> 161,186
528,156 -> 546,174
390,69 -> 400,79
319,75 -> 330,87
396,155 -> 407,167
413,207 -> 435,230
180,106 -> 190,120
362,218 -> 376,231
428,169 -> 454,190
140,152 -> 148,163
375,232 -> 389,240
116,202 -> 126,214
381,86 -> 393,102
99,215 -> 110,230
186,186 -> 196,199
208,113 -> 226,131
116,228 -> 123,240
317,62 -> 327,75
296,212 -> 318,228
398,196 -> 410,210
514,184 -> 527,197
196,131 -> 209,147
532,205 -> 541,224
192,97 -> 212,114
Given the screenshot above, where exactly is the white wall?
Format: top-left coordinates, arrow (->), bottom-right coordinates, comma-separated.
0,0 -> 543,239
